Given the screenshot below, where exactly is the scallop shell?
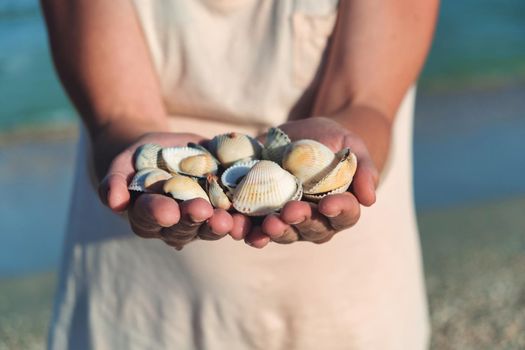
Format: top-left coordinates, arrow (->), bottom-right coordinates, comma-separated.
208,132 -> 262,167
282,139 -> 336,186
161,147 -> 218,177
261,127 -> 291,165
163,174 -> 210,203
220,159 -> 259,193
302,183 -> 352,202
128,168 -> 172,192
303,148 -> 358,195
179,153 -> 218,178
206,174 -> 232,210
232,160 -> 302,216
133,143 -> 164,171
188,142 -> 220,163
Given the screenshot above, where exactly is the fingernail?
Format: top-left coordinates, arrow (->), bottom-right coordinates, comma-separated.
189,215 -> 206,224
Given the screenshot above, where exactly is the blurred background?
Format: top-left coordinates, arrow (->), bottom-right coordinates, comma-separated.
0,0 -> 524,348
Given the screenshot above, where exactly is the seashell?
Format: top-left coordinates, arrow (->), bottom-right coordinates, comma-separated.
179,153 -> 218,178
206,174 -> 232,210
261,127 -> 291,165
282,139 -> 336,187
128,168 -> 172,192
232,160 -> 302,216
162,146 -> 218,177
303,148 -> 358,195
208,132 -> 262,167
163,174 -> 210,203
187,142 -> 220,163
302,184 -> 352,202
133,143 -> 164,171
221,159 -> 259,193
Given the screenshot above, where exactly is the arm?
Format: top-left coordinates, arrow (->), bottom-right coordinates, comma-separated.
315,0 -> 439,171
41,0 -> 243,247
41,0 -> 168,178
252,0 -> 439,247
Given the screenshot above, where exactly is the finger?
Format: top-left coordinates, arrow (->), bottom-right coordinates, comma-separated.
161,198 -> 214,246
98,172 -> 131,213
198,209 -> 233,241
344,136 -> 379,207
244,226 -> 271,249
262,214 -> 300,244
280,201 -> 334,242
230,213 -> 252,241
279,200 -> 312,226
318,192 -> 361,231
128,194 -> 181,238
351,165 -> 377,207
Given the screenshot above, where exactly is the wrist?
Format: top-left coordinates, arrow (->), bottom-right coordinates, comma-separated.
91,117 -> 169,179
327,105 -> 393,173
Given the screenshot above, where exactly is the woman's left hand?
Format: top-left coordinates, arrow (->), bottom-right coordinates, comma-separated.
244,117 -> 379,248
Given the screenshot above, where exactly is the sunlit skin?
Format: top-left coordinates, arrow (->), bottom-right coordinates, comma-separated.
42,0 -> 439,249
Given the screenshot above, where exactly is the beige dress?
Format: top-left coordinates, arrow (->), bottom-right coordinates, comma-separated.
48,0 -> 429,349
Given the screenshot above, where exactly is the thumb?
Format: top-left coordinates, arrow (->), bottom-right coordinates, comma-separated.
98,150 -> 135,213
345,138 -> 379,207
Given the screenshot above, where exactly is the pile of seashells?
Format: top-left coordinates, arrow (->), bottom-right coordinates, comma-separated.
128,127 -> 358,216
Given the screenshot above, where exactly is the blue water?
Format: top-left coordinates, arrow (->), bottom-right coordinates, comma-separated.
0,0 -> 74,130
422,0 -> 525,86
1,0 -> 525,277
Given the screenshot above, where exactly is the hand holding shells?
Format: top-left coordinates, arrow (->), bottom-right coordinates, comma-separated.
245,117 -> 378,248
98,132 -> 243,250
125,123 -> 368,248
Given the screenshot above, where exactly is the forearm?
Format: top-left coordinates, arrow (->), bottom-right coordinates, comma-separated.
314,0 -> 439,172
41,0 -> 168,174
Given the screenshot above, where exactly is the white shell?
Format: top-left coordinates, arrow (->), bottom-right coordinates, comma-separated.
303,183 -> 352,202
282,139 -> 336,187
232,160 -> 302,216
208,132 -> 262,167
163,174 -> 210,203
261,127 -> 291,165
128,168 -> 172,192
179,153 -> 218,178
303,148 -> 357,195
206,174 -> 232,210
221,159 -> 259,193
161,146 -> 218,177
134,143 -> 164,171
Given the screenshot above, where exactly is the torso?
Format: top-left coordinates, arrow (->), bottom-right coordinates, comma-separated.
48,1 -> 429,349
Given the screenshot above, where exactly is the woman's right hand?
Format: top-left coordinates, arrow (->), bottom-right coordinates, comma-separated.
97,132 -> 252,250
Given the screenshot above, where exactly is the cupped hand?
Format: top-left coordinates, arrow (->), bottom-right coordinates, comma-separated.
244,117 -> 379,248
97,132 -> 251,249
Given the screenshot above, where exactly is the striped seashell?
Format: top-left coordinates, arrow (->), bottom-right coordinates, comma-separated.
302,183 -> 352,202
179,153 -> 218,178
282,139 -> 336,187
128,168 -> 172,193
261,127 -> 291,165
208,132 -> 262,167
220,159 -> 259,194
162,146 -> 218,177
206,174 -> 232,210
133,143 -> 165,171
232,160 -> 302,216
163,174 -> 210,203
303,148 -> 357,196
